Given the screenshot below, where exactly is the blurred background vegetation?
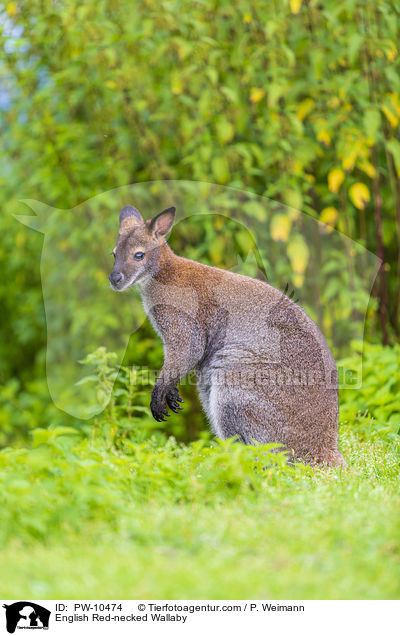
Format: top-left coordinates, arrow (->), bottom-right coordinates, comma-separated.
1,0 -> 400,447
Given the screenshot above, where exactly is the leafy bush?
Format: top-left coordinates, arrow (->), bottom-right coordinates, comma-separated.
0,423 -> 306,545
78,346 -> 206,443
339,342 -> 400,441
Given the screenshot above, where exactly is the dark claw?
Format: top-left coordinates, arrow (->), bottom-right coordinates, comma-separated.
166,388 -> 184,414
151,404 -> 168,422
170,400 -> 184,413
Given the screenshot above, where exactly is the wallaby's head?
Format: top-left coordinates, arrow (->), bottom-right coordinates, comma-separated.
109,205 -> 175,291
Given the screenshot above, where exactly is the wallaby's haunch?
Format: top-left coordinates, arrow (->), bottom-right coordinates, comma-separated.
110,205 -> 344,466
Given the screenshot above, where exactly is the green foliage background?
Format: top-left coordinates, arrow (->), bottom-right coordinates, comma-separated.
1,0 -> 400,445
0,0 -> 400,600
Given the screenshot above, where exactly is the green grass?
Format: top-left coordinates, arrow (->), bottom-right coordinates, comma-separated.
0,343 -> 399,599
0,423 -> 399,599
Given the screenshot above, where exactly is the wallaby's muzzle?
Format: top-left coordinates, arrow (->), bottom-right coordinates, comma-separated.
109,270 -> 125,290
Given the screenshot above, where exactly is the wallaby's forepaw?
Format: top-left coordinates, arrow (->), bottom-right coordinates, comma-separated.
150,386 -> 170,422
166,387 -> 184,414
151,386 -> 184,421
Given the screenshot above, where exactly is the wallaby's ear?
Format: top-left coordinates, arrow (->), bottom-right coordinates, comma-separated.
119,205 -> 143,229
148,206 -> 176,238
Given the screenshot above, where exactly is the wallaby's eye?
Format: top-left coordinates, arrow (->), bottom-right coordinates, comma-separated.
134,251 -> 145,261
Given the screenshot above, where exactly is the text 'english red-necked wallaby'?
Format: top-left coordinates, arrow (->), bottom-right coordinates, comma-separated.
109,205 -> 344,466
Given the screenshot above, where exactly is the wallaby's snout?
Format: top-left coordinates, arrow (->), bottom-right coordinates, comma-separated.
109,270 -> 124,289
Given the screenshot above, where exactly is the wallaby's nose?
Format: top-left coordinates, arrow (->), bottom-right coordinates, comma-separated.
109,271 -> 124,285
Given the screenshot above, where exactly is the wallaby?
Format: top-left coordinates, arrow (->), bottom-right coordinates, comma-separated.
109,205 -> 344,466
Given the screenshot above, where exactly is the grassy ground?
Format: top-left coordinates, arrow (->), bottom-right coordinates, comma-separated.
0,420 -> 399,599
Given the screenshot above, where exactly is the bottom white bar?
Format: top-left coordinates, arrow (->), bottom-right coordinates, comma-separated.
1,600 -> 398,636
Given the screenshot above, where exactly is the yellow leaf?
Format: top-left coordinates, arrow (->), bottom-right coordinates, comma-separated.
380,94 -> 400,129
270,214 -> 291,242
317,129 -> 331,146
358,159 -> 376,178
293,274 -> 304,287
320,207 -> 338,233
386,43 -> 397,61
382,104 -> 399,128
287,237 -> 309,274
250,88 -> 265,103
328,168 -> 345,193
328,97 -> 340,109
349,183 -> 370,210
342,148 -> 358,172
290,0 -> 302,14
6,2 -> 17,16
296,98 -> 314,122
315,119 -> 332,146
105,80 -> 116,89
389,92 -> 400,116
243,13 -> 252,23
292,160 -> 303,175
